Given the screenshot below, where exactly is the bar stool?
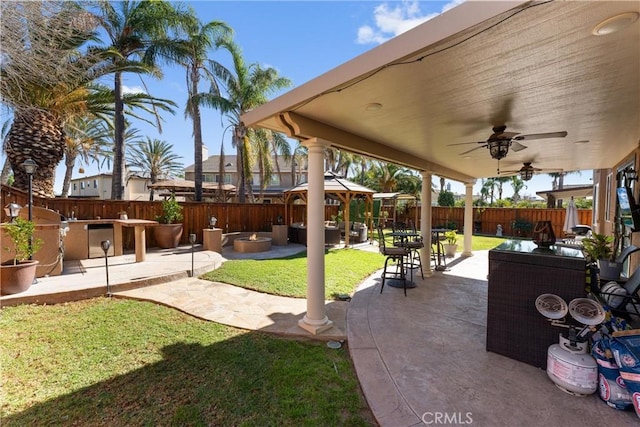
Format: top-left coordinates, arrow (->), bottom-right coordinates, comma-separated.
403,222 -> 424,280
377,225 -> 410,296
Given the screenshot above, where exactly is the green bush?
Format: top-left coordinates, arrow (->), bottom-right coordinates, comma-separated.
156,193 -> 183,224
3,218 -> 43,263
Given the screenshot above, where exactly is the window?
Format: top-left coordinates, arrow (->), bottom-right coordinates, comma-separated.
214,174 -> 232,184
80,182 -> 85,190
93,179 -> 98,188
203,174 -> 214,183
73,183 -> 77,191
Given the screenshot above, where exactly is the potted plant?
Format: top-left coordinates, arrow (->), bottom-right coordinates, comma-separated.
1,218 -> 43,295
443,229 -> 458,257
153,193 -> 184,249
581,232 -> 622,280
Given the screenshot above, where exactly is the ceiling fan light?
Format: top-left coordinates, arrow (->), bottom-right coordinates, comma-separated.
488,140 -> 510,160
520,169 -> 534,181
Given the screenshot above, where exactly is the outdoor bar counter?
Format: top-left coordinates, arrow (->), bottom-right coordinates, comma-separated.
486,240 -> 586,369
64,219 -> 157,262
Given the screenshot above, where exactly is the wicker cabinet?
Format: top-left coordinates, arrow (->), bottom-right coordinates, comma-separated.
486,240 -> 586,369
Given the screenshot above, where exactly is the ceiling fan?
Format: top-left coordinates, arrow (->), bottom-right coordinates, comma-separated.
498,162 -> 563,181
449,125 -> 568,160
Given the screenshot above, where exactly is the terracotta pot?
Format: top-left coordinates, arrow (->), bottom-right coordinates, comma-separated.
1,260 -> 39,295
154,223 -> 183,249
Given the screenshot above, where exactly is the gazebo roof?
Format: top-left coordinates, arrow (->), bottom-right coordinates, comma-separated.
373,192 -> 416,201
284,172 -> 374,196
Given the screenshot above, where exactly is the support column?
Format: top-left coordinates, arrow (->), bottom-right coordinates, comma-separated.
463,181 -> 475,257
420,171 -> 434,276
298,138 -> 333,335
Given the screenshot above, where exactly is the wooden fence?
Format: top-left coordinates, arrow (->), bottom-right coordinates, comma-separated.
1,185 -> 591,248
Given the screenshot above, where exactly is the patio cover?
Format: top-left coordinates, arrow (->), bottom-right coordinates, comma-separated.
536,185 -> 594,203
284,172 -> 374,246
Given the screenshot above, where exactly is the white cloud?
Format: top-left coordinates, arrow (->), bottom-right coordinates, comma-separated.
356,0 -> 466,45
122,85 -> 145,95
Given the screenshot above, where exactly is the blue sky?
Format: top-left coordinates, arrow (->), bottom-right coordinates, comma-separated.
15,0 -> 590,197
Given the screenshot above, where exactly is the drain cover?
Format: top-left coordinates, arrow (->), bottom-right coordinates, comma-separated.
327,340 -> 342,349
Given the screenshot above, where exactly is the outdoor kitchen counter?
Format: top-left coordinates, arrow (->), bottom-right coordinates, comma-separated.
486,240 -> 586,369
64,219 -> 158,262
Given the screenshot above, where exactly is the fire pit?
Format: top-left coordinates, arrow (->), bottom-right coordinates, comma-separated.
233,234 -> 272,253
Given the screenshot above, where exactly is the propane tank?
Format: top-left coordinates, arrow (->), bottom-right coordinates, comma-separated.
547,334 -> 598,396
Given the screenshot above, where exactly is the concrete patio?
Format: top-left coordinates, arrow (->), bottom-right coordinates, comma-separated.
2,244 -> 638,425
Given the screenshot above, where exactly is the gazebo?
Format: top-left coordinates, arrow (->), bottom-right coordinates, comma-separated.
373,192 -> 419,228
283,172 -> 375,247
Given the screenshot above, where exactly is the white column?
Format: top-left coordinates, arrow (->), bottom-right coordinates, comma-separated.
298,138 -> 333,335
421,171 -> 434,276
463,181 -> 475,257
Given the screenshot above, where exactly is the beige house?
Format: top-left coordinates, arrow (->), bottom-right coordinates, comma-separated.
184,154 -> 308,203
68,173 -> 149,200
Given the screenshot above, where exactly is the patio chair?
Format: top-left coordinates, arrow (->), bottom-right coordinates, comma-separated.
377,225 -> 410,296
403,221 -> 424,279
598,265 -> 640,322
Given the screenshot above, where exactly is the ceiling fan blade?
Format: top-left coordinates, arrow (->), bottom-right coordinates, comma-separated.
490,97 -> 514,128
448,140 -> 484,147
496,131 -> 519,139
511,141 -> 528,152
514,131 -> 568,141
498,170 -> 520,175
459,145 -> 486,155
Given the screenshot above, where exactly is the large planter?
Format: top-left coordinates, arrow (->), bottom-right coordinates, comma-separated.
1,260 -> 39,295
154,223 -> 183,249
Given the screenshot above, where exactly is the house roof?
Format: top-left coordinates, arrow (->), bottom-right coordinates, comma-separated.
184,155 -> 302,173
241,1 -> 640,183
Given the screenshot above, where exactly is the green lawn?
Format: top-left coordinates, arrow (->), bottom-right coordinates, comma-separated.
202,236 -> 507,299
0,298 -> 374,426
451,234 -> 509,251
202,248 -> 384,299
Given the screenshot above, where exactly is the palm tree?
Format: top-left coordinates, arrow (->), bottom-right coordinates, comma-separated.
199,38 -> 291,202
269,131 -> 292,188
251,128 -> 291,200
481,178 -> 497,205
127,137 -> 183,201
1,2 -> 175,197
1,2 -> 109,197
148,15 -> 232,202
92,0 -> 189,200
510,176 -> 526,201
290,141 -> 307,186
494,176 -> 511,200
61,117 -> 113,197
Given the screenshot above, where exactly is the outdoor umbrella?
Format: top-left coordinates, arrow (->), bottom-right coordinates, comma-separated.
563,197 -> 578,235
